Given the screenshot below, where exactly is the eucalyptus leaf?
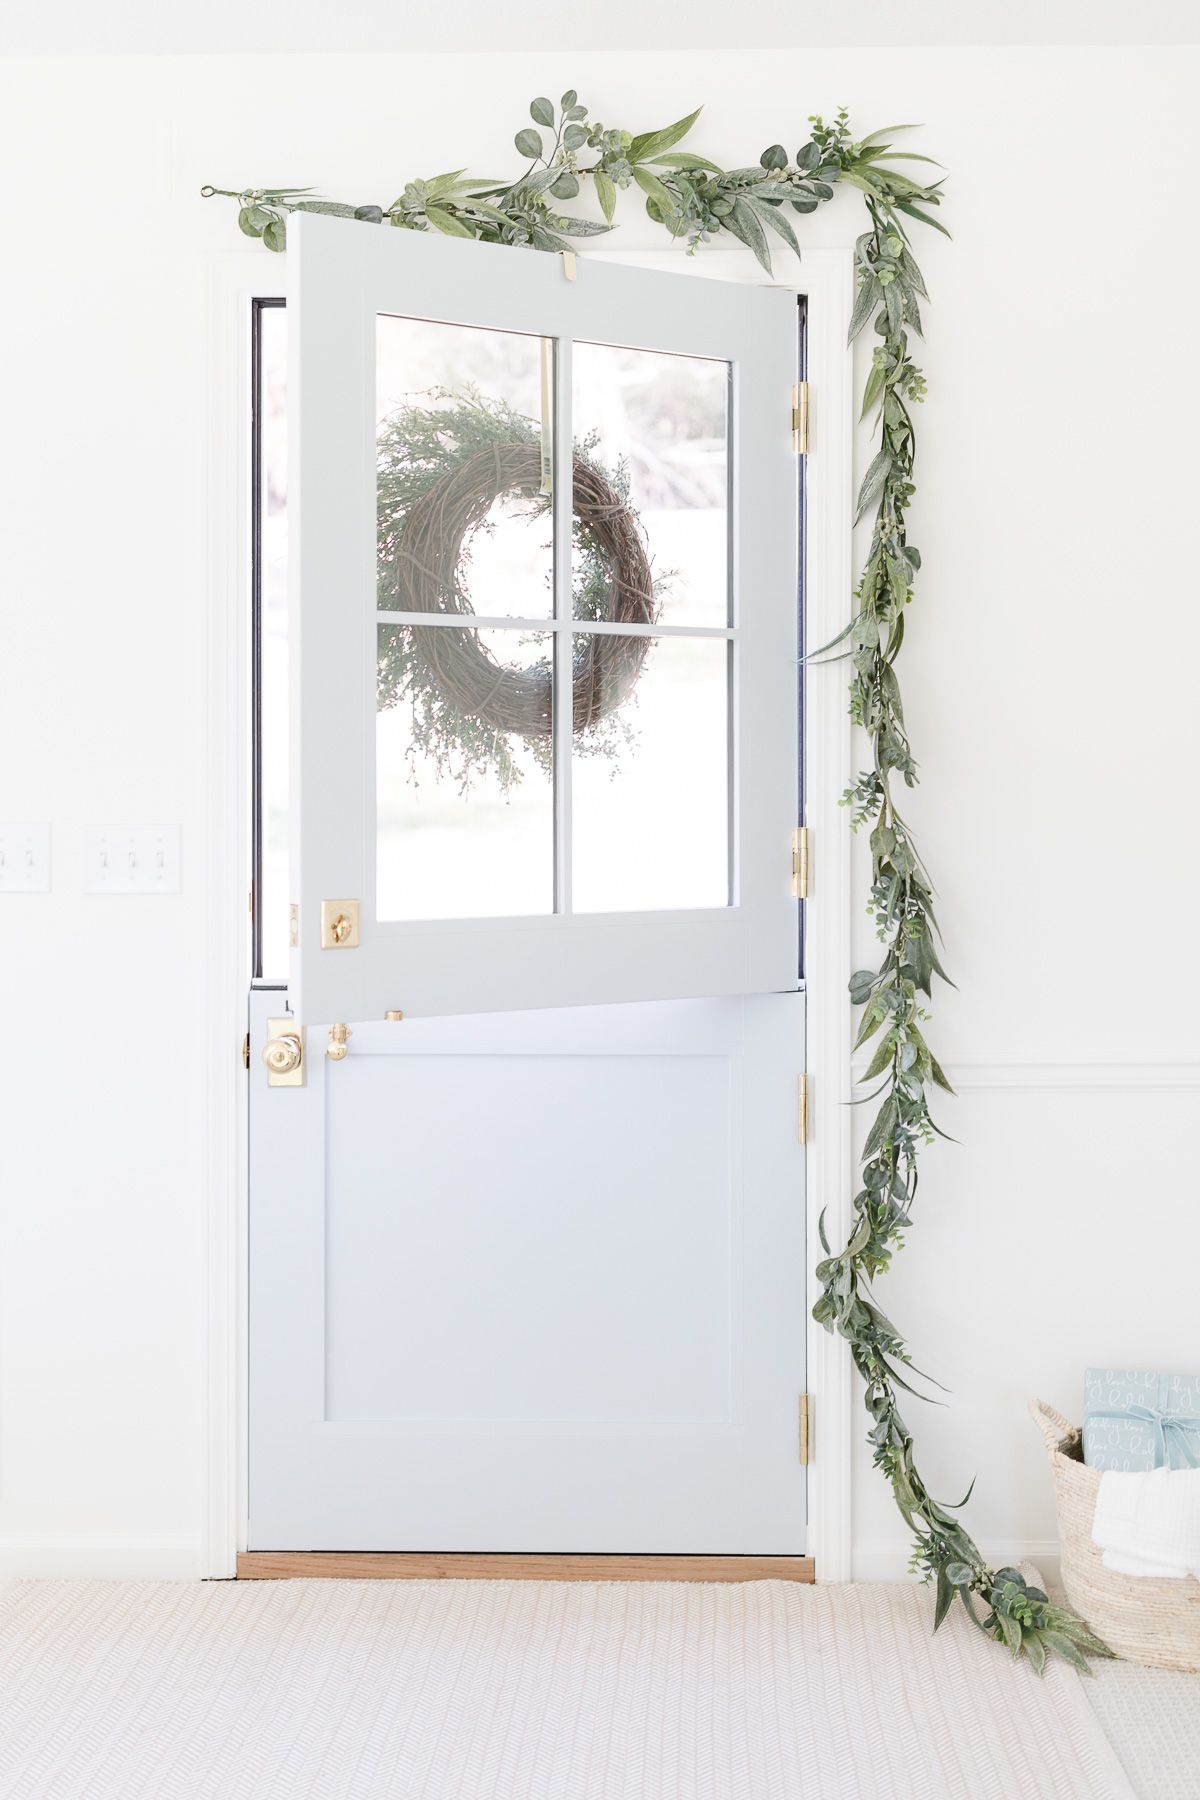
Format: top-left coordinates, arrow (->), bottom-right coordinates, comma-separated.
594,170 -> 617,223
754,198 -> 800,258
530,97 -> 555,128
631,165 -> 675,213
648,150 -> 725,174
724,197 -> 772,273
628,106 -> 702,162
514,128 -> 543,160
424,206 -> 474,237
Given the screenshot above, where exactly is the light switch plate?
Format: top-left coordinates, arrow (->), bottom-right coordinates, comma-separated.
84,825 -> 181,894
0,823 -> 51,892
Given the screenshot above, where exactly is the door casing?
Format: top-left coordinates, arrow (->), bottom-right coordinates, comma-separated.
200,243 -> 857,1580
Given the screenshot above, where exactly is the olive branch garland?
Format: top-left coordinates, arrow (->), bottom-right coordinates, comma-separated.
207,91 -> 1110,1672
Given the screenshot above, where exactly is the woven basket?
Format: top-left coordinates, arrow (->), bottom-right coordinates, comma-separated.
1031,1398 -> 1200,1671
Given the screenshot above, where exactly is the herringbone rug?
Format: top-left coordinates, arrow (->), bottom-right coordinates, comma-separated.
0,1577 -> 1134,1798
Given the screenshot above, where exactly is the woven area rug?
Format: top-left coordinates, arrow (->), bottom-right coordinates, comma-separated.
0,1577 -> 1134,1800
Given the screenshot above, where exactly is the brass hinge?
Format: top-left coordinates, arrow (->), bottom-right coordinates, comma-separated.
799,1392 -> 812,1465
241,1031 -> 250,1070
797,1073 -> 810,1146
791,826 -> 810,899
790,381 -> 810,454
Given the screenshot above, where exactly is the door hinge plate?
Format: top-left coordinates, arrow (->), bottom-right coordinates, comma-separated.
791,826 -> 810,899
791,381 -> 810,454
799,1392 -> 812,1465
797,1072 -> 810,1146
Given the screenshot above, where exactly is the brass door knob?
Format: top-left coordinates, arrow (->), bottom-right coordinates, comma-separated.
329,912 -> 353,945
262,1032 -> 302,1076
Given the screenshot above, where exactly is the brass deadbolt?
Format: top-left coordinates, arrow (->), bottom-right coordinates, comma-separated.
320,899 -> 360,949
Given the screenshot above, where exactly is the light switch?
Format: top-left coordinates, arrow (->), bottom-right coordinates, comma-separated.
84,825 -> 181,894
0,823 -> 51,892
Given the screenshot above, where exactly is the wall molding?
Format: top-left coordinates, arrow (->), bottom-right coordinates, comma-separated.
0,1534 -> 204,1580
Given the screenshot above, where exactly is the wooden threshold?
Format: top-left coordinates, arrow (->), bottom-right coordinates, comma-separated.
236,1552 -> 815,1584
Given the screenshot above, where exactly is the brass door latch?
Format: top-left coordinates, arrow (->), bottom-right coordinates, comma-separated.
262,1018 -> 305,1087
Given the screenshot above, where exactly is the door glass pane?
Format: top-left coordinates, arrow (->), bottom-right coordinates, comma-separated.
572,633 -> 730,913
572,343 -> 729,627
376,624 -> 554,920
377,316 -> 554,621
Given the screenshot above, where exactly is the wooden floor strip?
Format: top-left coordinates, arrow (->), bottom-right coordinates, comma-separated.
236,1552 -> 816,1584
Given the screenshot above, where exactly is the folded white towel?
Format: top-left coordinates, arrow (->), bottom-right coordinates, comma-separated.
1091,1466 -> 1200,1580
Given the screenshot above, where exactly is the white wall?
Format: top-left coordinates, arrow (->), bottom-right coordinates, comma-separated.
0,46 -> 1196,1578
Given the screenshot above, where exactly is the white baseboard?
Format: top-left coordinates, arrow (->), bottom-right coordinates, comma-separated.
0,1534 -> 204,1580
851,1539 -> 1061,1587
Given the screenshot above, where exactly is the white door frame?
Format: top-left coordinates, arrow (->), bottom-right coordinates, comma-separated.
200,240 -> 856,1581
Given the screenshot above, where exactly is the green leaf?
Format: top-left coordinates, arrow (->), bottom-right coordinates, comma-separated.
848,969 -> 876,1005
514,128 -> 543,160
530,224 -> 574,252
550,172 -> 580,199
462,199 -> 517,227
237,205 -> 269,238
629,106 -> 702,162
1024,1632 -> 1047,1677
855,448 -> 893,522
425,206 -> 474,238
848,275 -> 880,344
862,1034 -> 896,1082
723,197 -> 772,273
754,198 -> 800,259
860,359 -> 887,419
423,169 -> 469,198
291,199 -> 357,218
945,1561 -> 974,1587
933,1566 -> 955,1630
262,216 -> 287,253
893,200 -> 952,238
560,88 -> 578,109
631,165 -> 675,213
530,97 -> 555,128
548,215 -> 612,239
759,143 -> 788,170
929,1055 -> 955,1094
594,170 -> 618,223
648,150 -> 725,174
859,124 -> 920,146
563,124 -> 588,151
1041,1630 -> 1094,1673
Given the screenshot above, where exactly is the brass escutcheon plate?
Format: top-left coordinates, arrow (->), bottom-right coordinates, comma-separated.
320,898 -> 360,949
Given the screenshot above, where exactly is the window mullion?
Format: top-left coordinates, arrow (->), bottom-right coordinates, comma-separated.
551,337 -> 573,915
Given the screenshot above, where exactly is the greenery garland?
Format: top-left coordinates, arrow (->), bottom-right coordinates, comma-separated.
207,90 -> 1111,1672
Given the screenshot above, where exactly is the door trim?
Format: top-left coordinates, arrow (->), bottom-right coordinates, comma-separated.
202,244 -> 855,1582
237,1552 -> 815,1583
